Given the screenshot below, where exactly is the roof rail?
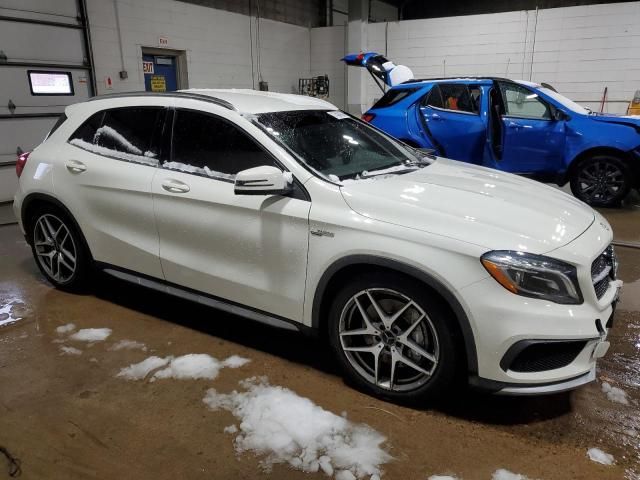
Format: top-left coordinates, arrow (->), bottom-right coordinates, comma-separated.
87,91 -> 237,111
402,76 -> 514,84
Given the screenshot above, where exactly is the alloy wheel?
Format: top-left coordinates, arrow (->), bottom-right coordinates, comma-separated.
338,288 -> 440,392
576,160 -> 625,204
33,214 -> 77,284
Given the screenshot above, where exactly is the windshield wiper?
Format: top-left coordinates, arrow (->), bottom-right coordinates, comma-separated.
360,164 -> 419,179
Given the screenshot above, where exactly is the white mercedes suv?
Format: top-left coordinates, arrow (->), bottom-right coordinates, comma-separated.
13,89 -> 622,401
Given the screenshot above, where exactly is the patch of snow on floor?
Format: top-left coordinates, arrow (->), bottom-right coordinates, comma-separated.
0,299 -> 23,328
117,353 -> 251,381
70,328 -> 112,342
109,339 -> 147,352
222,355 -> 251,368
224,425 -> 238,434
602,381 -> 629,405
152,354 -> 222,381
60,346 -> 82,356
56,323 -> 76,334
203,377 -> 391,479
117,356 -> 171,380
587,448 -> 615,465
492,469 -> 529,480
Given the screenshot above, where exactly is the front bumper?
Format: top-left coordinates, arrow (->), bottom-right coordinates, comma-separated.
462,218 -> 620,394
470,367 -> 597,395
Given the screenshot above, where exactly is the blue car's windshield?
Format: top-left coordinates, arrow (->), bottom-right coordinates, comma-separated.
539,87 -> 589,115
253,110 -> 432,181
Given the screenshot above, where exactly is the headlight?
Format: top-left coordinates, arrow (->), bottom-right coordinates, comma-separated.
481,251 -> 583,304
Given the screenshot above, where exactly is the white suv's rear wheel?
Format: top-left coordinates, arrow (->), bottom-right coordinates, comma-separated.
328,272 -> 459,403
29,207 -> 90,291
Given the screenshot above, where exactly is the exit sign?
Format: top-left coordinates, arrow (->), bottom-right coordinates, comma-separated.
159,36 -> 168,47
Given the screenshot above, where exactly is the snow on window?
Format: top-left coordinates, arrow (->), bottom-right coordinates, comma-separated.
70,138 -> 159,167
203,377 -> 391,479
69,327 -> 112,342
94,125 -> 143,155
162,161 -> 236,180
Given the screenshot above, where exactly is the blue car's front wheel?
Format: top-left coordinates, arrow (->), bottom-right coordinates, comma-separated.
570,154 -> 632,207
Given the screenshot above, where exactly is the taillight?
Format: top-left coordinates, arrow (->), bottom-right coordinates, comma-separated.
16,151 -> 30,178
361,113 -> 376,123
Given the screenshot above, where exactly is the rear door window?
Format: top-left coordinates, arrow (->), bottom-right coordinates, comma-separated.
424,85 -> 444,109
69,107 -> 165,166
438,84 -> 478,113
167,109 -> 278,181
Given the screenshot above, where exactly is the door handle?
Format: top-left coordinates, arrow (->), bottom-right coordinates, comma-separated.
507,122 -> 521,129
161,179 -> 190,193
431,113 -> 444,121
65,160 -> 87,173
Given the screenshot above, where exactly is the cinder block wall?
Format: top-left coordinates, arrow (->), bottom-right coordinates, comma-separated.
310,26 -> 347,109
88,0 -> 311,96
362,1 -> 640,113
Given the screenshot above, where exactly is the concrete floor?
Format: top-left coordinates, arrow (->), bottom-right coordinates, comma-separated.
1,208 -> 639,480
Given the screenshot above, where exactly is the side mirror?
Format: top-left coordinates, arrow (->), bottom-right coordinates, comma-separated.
552,107 -> 568,121
234,165 -> 293,196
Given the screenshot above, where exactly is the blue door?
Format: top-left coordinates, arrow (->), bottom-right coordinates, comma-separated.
491,82 -> 565,174
418,83 -> 486,163
143,54 -> 178,92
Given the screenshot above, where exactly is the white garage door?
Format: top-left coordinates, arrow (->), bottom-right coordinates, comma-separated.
0,0 -> 94,223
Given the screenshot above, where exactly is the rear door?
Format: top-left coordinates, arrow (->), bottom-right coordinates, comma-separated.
152,105 -> 311,321
494,82 -> 565,174
418,83 -> 486,163
54,103 -> 167,278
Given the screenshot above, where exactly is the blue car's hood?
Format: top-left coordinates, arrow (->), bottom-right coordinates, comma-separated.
589,113 -> 640,130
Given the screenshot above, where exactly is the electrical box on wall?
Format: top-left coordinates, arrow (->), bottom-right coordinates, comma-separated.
259,81 -> 268,91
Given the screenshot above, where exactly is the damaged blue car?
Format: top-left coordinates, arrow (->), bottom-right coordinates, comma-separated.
343,52 -> 640,207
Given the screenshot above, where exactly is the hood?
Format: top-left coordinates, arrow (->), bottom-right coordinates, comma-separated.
339,159 -> 595,254
589,113 -> 640,131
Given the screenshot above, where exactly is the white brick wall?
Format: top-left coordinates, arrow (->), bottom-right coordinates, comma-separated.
88,0 -> 311,96
310,26 -> 347,109
355,2 -> 640,113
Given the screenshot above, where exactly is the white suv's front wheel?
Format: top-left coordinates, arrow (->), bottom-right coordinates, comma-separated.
328,272 -> 459,403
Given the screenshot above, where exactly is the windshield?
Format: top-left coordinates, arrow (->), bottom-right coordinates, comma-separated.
539,87 -> 589,115
253,110 -> 431,181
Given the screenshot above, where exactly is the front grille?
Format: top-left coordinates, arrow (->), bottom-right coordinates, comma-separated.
591,245 -> 616,300
507,341 -> 587,373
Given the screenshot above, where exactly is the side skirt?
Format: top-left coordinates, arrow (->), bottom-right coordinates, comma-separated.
98,264 -> 308,334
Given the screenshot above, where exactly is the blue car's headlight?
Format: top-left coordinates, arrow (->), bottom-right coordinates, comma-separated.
481,251 -> 583,305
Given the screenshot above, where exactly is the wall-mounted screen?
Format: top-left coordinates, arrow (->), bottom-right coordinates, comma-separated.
28,71 -> 74,96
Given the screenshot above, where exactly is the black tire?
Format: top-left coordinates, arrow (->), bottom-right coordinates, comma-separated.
28,205 -> 91,292
569,154 -> 632,207
328,272 -> 460,404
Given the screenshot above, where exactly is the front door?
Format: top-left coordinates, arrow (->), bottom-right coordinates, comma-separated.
152,107 -> 311,321
419,83 -> 486,163
493,82 -> 565,174
143,54 -> 178,93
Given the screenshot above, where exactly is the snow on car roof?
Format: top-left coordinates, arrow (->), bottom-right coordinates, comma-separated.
181,88 -> 338,114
